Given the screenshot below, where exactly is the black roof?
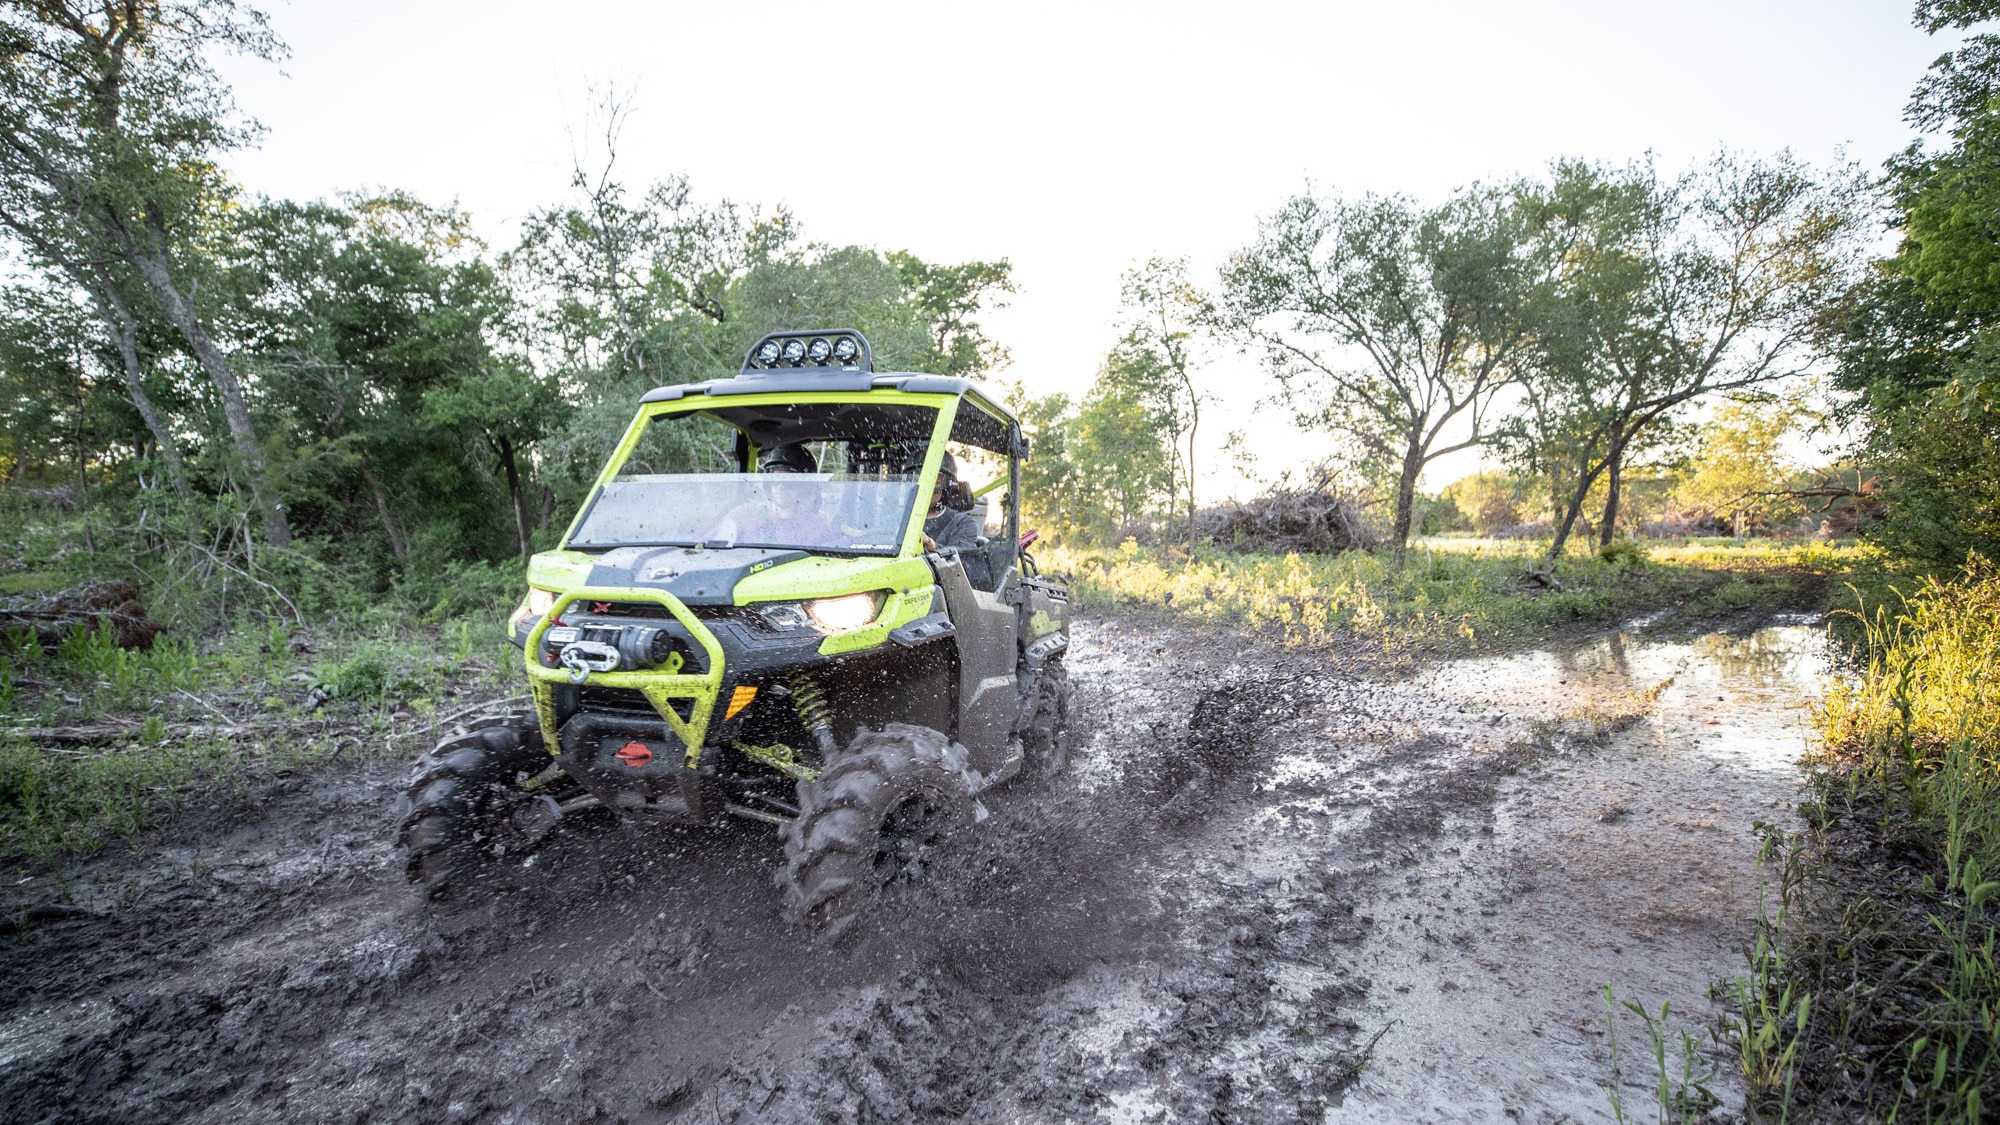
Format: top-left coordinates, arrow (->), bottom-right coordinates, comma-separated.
639,370 -> 1018,428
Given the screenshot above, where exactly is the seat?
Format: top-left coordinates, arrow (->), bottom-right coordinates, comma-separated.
958,536 -> 1016,593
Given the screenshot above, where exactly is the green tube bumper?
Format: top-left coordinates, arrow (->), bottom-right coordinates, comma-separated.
521,587 -> 727,768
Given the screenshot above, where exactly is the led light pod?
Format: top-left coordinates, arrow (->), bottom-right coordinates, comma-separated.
806,336 -> 832,364
781,338 -> 807,365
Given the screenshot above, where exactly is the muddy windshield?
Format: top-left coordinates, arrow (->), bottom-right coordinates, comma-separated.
566,402 -> 939,554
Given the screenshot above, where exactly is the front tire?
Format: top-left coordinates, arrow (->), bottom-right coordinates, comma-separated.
397,709 -> 550,895
777,723 -> 980,940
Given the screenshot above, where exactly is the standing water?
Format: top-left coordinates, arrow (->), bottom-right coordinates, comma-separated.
1327,622 -> 1833,1121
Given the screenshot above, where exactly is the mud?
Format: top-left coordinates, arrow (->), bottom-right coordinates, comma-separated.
0,612 -> 1830,1123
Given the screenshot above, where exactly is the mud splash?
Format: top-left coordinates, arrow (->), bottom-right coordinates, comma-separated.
0,615 -> 1828,1123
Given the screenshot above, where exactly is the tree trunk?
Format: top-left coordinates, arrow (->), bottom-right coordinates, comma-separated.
84,271 -> 188,496
1598,440 -> 1626,549
358,460 -> 408,567
1390,439 -> 1423,566
495,433 -> 530,558
1545,459 -> 1608,563
1184,401 -> 1200,547
126,246 -> 291,546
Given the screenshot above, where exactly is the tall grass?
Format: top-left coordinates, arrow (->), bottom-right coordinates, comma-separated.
1042,538 -> 1851,651
1733,560 -> 2000,1121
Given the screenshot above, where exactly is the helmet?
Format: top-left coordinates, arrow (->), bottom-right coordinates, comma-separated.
761,443 -> 818,474
936,451 -> 959,480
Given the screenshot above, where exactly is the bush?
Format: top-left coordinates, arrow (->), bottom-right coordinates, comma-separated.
1598,538 -> 1648,566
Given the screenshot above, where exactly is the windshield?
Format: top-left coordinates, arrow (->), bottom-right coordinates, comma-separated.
565,401 -> 939,554
569,474 -> 918,553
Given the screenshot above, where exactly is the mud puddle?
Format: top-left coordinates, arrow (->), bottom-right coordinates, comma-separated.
0,615 -> 1828,1123
1322,622 -> 1829,1122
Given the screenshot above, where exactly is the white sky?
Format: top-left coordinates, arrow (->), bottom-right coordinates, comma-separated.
217,0 -> 1950,496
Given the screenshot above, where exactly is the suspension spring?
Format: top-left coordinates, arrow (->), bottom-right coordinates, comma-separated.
786,671 -> 839,759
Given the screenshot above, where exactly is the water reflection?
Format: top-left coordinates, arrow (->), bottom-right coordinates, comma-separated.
1426,623 -> 1834,771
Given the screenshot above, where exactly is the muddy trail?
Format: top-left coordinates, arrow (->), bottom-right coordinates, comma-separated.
0,611 -> 1830,1123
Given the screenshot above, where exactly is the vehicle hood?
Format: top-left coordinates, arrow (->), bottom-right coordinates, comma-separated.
527,547 -> 932,608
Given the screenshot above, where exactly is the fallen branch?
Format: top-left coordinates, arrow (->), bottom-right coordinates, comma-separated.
389,694 -> 533,743
1518,568 -> 1566,592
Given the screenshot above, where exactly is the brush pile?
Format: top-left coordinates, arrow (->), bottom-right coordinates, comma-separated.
0,579 -> 164,650
1195,484 -> 1380,555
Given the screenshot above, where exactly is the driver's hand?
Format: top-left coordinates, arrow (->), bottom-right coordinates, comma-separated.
922,533 -> 937,551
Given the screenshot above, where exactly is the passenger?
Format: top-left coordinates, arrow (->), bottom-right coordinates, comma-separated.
920,451 -> 982,553
710,443 -> 839,547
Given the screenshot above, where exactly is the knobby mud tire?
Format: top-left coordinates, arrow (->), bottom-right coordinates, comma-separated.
1022,661 -> 1071,778
397,709 -> 549,896
777,723 -> 980,941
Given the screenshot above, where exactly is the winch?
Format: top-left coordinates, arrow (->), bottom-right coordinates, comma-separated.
541,621 -> 686,680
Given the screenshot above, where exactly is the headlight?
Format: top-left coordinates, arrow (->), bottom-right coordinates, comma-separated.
807,593 -> 879,633
747,602 -> 815,632
510,587 -> 559,634
745,594 -> 883,634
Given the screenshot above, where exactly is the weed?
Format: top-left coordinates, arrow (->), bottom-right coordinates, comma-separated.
0,735 -> 221,865
143,635 -> 203,691
1732,559 -> 2000,1120
1605,983 -> 1723,1124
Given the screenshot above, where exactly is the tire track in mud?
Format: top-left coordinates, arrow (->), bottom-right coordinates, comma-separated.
0,613 -> 1806,1123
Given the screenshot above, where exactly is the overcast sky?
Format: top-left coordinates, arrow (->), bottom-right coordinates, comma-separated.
217,1 -> 1951,493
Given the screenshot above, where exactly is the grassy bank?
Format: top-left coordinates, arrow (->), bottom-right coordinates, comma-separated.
1734,561 -> 2000,1121
1043,538 -> 1865,655
0,499 -> 526,871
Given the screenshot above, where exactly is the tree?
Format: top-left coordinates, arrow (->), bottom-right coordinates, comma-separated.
1014,359 -> 1176,545
219,195 -> 537,572
1673,401 -> 1804,537
1824,1 -> 2000,566
1117,258 -> 1208,544
1511,154 -> 1864,560
1220,184 -> 1540,562
0,0 -> 292,542
0,216 -> 188,493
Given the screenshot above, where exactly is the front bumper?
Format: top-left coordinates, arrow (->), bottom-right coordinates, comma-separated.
523,587 -> 726,768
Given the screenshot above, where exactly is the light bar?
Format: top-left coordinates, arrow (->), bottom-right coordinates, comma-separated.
740,330 -> 874,373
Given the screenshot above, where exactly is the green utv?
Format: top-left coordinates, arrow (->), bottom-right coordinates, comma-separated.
398,330 -> 1073,936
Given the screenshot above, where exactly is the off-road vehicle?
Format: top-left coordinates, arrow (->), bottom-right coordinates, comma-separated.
398,330 -> 1072,936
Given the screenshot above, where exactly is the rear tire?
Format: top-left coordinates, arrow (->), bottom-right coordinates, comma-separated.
1022,661 -> 1071,777
397,709 -> 550,895
777,723 -> 980,940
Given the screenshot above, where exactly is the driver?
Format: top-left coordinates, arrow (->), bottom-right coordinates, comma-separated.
709,443 -> 838,547
920,451 -> 983,553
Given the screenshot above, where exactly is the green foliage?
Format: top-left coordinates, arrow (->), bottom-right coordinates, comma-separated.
0,735 -> 235,865
1740,561 -> 2000,1121
1018,349 -> 1179,543
1833,6 -> 2000,570
1439,471 -> 1535,535
1505,155 -> 1864,560
1671,400 -> 1805,535
1598,538 -> 1647,566
1220,184 -> 1541,555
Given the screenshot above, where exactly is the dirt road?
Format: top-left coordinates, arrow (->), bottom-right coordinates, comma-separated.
0,611 -> 1826,1123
